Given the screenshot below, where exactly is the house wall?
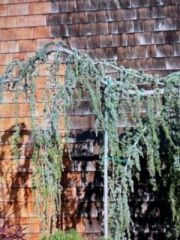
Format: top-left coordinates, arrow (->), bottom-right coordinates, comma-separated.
0,1 -> 53,240
48,0 -> 180,77
0,0 -> 180,239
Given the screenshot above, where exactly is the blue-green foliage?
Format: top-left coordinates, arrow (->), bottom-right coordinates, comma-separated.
0,41 -> 180,239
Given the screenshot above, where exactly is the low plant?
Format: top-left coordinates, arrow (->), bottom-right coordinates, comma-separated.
0,206 -> 27,240
41,229 -> 86,240
100,237 -> 113,240
0,224 -> 26,240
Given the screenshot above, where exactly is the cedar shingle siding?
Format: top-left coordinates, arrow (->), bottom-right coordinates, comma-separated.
0,0 -> 179,239
48,0 -> 180,77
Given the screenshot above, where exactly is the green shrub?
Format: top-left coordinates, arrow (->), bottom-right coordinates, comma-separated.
41,229 -> 86,240
100,237 -> 113,240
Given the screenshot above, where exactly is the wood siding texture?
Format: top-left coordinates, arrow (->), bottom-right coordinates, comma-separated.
0,1 -> 54,240
48,0 -> 180,77
0,0 -> 180,239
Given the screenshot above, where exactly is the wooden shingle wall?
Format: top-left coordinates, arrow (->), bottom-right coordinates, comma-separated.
0,0 -> 180,239
0,1 -> 53,240
48,0 -> 180,77
0,1 -> 101,239
47,2 -> 180,236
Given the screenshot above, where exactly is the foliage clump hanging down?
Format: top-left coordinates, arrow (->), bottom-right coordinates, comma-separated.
0,41 -> 180,239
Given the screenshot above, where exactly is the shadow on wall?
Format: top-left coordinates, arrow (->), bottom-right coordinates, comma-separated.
61,128 -> 171,239
0,125 -> 170,239
0,125 -> 104,239
130,127 -> 172,240
61,129 -> 104,238
0,123 -> 33,238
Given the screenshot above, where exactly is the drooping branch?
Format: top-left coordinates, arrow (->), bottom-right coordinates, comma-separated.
0,40 -> 180,239
0,44 -> 168,96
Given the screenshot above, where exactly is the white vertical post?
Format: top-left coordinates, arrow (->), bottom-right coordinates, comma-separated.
104,112 -> 108,238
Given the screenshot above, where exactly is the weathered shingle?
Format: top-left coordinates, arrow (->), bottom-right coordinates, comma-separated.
139,58 -> 153,70
137,7 -> 151,19
84,11 -> 96,23
151,6 -> 167,18
152,57 -> 166,69
48,0 -> 179,77
156,44 -> 173,57
87,35 -> 100,49
166,56 -> 180,69
163,31 -> 179,43
100,34 -> 113,47
173,18 -> 180,30
111,9 -> 124,21
131,0 -> 150,8
134,20 -> 144,32
127,33 -> 135,45
96,10 -> 112,22
113,34 -> 127,46
118,0 -> 131,8
76,0 -> 91,11
173,43 -> 180,56
124,8 -> 137,20
147,45 -> 156,57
